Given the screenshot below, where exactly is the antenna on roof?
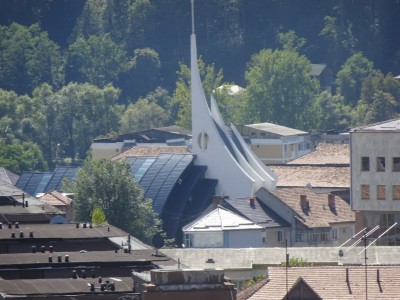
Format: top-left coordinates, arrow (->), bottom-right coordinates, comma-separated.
337,223 -> 398,300
191,0 -> 195,34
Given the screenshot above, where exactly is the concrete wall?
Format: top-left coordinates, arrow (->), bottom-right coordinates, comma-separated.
351,131 -> 400,211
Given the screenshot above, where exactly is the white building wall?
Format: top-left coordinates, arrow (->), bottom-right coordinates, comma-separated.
226,230 -> 264,248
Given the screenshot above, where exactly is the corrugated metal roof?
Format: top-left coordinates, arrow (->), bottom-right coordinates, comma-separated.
245,123 -> 308,136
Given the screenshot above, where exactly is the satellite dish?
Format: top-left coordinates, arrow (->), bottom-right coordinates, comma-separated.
152,233 -> 165,249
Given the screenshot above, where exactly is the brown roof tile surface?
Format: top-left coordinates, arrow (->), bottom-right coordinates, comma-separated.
288,143 -> 350,165
249,266 -> 400,300
269,187 -> 354,228
39,191 -> 72,206
269,165 -> 350,188
112,146 -> 191,160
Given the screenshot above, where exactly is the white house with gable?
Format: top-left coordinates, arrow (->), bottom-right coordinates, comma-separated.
183,206 -> 264,248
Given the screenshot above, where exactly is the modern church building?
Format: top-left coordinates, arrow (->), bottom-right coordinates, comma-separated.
15,1 -> 277,244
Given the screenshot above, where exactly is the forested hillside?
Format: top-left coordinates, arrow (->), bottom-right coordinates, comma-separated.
1,0 -> 400,173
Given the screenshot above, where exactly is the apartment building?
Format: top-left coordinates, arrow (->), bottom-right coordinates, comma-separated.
351,119 -> 400,245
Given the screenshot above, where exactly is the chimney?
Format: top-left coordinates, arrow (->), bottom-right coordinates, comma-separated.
249,197 -> 256,207
328,194 -> 336,208
300,195 -> 309,210
212,195 -> 223,208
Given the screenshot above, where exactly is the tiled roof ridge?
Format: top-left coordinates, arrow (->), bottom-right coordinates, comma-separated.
237,278 -> 270,300
49,190 -> 70,204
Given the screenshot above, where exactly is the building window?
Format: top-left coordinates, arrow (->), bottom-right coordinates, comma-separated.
184,234 -> 193,247
377,185 -> 386,200
377,157 -> 386,172
361,157 -> 370,171
277,230 -> 283,242
393,158 -> 400,172
295,232 -> 303,242
332,228 -> 338,240
393,186 -> 400,200
284,145 -> 288,153
361,184 -> 370,199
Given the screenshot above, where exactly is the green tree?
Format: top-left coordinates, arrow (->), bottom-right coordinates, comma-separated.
277,30 -> 306,52
47,83 -> 121,162
320,16 -> 358,72
91,206 -> 107,226
0,23 -> 62,94
170,58 -> 223,129
310,91 -> 350,132
72,158 -> 159,243
336,52 -> 374,107
244,48 -> 319,130
120,98 -> 168,134
0,141 -> 47,174
281,256 -> 311,267
117,48 -> 161,101
66,34 -> 128,87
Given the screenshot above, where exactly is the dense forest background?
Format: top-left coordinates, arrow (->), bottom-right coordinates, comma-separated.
1,0 -> 400,174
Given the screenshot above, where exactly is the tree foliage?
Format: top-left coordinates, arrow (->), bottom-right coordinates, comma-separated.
244,48 -> 319,130
336,52 -> 374,107
0,23 -> 62,94
72,158 -> 160,243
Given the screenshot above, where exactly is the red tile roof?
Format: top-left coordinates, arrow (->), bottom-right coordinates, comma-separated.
269,165 -> 350,188
38,191 -> 72,206
249,266 -> 400,300
269,187 -> 354,228
288,143 -> 350,165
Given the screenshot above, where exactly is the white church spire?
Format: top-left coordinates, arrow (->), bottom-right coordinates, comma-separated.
190,0 -> 276,198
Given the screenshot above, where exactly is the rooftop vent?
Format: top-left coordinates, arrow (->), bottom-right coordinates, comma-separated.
328,194 -> 336,208
249,197 -> 256,207
300,195 -> 310,211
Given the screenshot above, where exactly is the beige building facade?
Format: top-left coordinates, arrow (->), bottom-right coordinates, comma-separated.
237,123 -> 312,164
351,119 -> 400,245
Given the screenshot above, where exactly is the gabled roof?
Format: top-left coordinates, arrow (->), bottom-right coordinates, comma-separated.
0,167 -> 19,185
223,197 -> 289,228
287,143 -> 350,165
260,187 -> 354,228
245,123 -> 308,136
38,190 -> 72,206
310,64 -> 328,76
183,206 -> 263,232
248,266 -> 400,300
